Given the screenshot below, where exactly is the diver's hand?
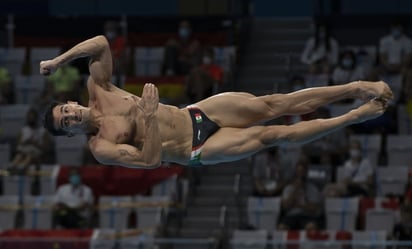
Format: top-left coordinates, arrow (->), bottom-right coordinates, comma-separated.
40,59 -> 59,76
140,83 -> 159,118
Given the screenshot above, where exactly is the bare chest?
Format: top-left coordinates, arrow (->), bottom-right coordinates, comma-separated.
93,94 -> 144,146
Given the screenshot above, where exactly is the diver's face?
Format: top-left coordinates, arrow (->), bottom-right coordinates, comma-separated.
53,101 -> 90,135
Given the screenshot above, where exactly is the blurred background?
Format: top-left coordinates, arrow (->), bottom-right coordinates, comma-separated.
0,0 -> 412,248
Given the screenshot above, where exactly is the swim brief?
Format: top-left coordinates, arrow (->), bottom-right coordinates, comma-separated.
187,106 -> 220,166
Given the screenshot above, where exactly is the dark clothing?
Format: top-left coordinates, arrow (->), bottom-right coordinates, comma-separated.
187,106 -> 220,166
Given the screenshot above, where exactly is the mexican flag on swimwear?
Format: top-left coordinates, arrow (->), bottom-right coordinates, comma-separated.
195,113 -> 202,123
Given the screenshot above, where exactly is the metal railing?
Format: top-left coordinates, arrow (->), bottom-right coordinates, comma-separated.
230,239 -> 412,247
233,173 -> 241,195
219,205 -> 228,228
0,237 -> 218,249
2,236 -> 412,249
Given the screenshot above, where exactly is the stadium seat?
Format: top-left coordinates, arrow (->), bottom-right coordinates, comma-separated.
0,47 -> 26,75
0,143 -> 11,167
14,75 -> 46,104
90,229 -> 154,249
271,230 -> 303,249
349,134 -> 382,166
55,135 -> 88,166
325,197 -> 359,231
134,47 -> 164,76
269,230 -> 334,249
151,174 -> 178,200
3,175 -> 32,196
213,46 -> 236,72
23,195 -> 55,229
247,197 -> 281,232
118,232 -> 155,249
305,230 -> 334,249
397,105 -> 412,135
135,195 -> 170,229
386,135 -> 412,166
0,195 -> 19,231
230,229 -> 268,249
30,47 -> 61,74
89,229 -> 117,249
352,230 -> 387,249
365,208 -> 396,233
335,231 -> 353,249
99,196 -> 133,230
39,165 -> 60,195
0,104 -> 31,141
376,166 -> 409,196
359,197 -> 399,232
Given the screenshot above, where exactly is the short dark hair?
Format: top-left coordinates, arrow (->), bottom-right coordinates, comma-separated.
43,101 -> 68,136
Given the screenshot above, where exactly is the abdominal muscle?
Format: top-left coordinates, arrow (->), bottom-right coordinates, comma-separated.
156,105 -> 193,165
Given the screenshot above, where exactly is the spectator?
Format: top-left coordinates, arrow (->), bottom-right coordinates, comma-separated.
53,168 -> 94,229
339,139 -> 375,197
379,20 -> 412,104
252,148 -> 289,197
104,20 -> 127,86
278,156 -> 323,230
8,108 -> 52,171
379,20 -> 412,75
331,50 -> 362,85
46,63 -> 82,102
199,47 -> 224,85
300,21 -> 339,75
393,204 -> 412,247
162,20 -> 202,76
354,49 -> 379,81
0,66 -> 13,104
185,47 -> 224,103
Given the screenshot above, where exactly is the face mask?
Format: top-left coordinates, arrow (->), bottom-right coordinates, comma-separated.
350,149 -> 361,159
69,175 -> 81,185
342,58 -> 354,68
202,56 -> 212,65
105,31 -> 116,40
179,28 -> 190,39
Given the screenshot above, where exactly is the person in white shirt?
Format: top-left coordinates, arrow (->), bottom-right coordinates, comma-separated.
323,139 -> 375,198
278,156 -> 323,230
379,21 -> 412,75
301,22 -> 339,74
9,108 -> 51,171
53,168 -> 94,228
341,139 -> 375,196
332,50 -> 363,85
